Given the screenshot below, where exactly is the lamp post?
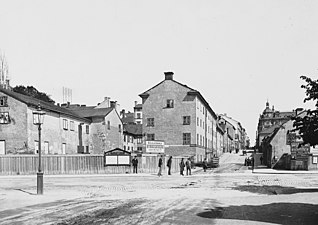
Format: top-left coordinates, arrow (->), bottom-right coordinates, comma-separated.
33,104 -> 45,195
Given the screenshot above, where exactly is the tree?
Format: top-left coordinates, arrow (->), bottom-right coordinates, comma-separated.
13,85 -> 55,104
292,76 -> 318,146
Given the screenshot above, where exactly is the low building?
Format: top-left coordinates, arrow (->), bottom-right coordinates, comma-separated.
0,88 -> 91,155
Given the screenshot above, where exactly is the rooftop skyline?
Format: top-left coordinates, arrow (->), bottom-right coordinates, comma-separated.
1,0 -> 317,145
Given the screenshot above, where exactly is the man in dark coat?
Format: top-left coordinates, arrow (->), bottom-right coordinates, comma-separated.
132,156 -> 138,173
179,158 -> 185,176
167,156 -> 172,175
157,155 -> 163,177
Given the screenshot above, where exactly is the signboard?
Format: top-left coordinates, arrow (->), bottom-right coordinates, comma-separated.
310,147 -> 318,155
146,141 -> 165,153
104,148 -> 131,166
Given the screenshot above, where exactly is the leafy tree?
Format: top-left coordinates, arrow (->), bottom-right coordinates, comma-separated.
292,76 -> 318,146
13,85 -> 55,104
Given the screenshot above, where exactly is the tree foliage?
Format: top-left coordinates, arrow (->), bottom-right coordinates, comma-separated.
292,76 -> 318,146
12,85 -> 55,104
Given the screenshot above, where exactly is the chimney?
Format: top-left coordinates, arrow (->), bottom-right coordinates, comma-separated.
110,101 -> 117,109
164,71 -> 174,80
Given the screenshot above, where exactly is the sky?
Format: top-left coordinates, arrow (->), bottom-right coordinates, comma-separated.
1,0 -> 318,145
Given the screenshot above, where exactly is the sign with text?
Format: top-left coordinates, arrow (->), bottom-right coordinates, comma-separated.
146,141 -> 165,153
310,147 -> 318,155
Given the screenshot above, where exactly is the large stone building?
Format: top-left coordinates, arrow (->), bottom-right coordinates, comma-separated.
139,72 -> 218,162
256,101 -> 295,148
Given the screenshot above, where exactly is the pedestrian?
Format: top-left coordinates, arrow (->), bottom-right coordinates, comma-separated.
203,158 -> 208,172
260,155 -> 263,165
179,158 -> 185,176
157,155 -> 163,177
167,156 -> 172,175
186,158 -> 191,176
132,156 -> 138,174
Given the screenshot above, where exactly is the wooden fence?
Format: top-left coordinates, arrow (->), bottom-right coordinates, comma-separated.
0,154 -> 186,175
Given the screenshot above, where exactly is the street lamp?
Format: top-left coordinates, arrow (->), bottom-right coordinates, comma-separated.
33,103 -> 45,195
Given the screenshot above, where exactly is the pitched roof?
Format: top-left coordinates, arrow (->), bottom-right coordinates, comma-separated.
0,87 -> 90,122
259,124 -> 281,135
67,107 -> 113,118
139,75 -> 218,119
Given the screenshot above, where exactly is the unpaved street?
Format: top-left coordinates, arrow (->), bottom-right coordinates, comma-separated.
1,153 -> 318,225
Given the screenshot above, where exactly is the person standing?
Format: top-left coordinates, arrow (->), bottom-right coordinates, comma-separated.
203,158 -> 208,172
186,158 -> 191,176
157,155 -> 163,177
132,156 -> 138,174
179,158 -> 185,176
167,156 -> 172,175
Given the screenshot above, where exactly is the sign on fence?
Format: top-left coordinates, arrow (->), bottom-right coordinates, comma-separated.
104,148 -> 131,166
146,141 -> 164,153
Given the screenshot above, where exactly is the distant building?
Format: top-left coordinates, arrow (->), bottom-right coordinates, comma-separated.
256,101 -> 295,148
123,123 -> 143,153
133,101 -> 142,124
218,114 -> 247,153
139,72 -> 218,162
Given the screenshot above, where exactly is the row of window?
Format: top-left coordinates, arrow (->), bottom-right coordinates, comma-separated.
146,133 -> 191,145
62,119 -> 89,134
146,116 -> 191,127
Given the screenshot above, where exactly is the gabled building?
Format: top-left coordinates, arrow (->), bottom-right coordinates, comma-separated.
139,72 -> 218,162
256,101 -> 295,148
64,98 -> 123,154
0,88 -> 91,155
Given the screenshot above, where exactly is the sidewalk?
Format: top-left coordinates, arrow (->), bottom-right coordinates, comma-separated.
252,166 -> 318,174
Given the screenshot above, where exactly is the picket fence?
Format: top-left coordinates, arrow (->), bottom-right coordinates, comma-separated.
0,154 -> 185,175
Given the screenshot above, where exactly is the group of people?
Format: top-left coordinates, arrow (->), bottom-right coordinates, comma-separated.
131,155 -> 193,176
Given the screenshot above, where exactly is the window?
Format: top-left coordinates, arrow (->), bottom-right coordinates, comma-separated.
107,121 -> 110,130
63,119 -> 68,130
147,133 -> 155,141
124,145 -> 126,150
119,124 -> 122,132
197,134 -> 199,145
183,133 -> 191,145
200,119 -> 202,127
166,99 -> 174,108
137,147 -> 142,151
137,113 -> 141,119
0,96 -> 8,107
0,112 -> 10,124
124,135 -> 126,142
147,118 -> 154,127
70,121 -> 75,131
197,117 -> 199,126
62,143 -> 66,154
137,138 -> 142,144
34,141 -> 39,154
86,125 -> 89,134
183,116 -> 191,125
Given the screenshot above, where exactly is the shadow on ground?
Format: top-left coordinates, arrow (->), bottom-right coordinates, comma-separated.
197,203 -> 318,225
233,185 -> 318,195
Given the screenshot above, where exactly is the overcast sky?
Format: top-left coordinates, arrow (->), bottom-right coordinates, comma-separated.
1,0 -> 318,144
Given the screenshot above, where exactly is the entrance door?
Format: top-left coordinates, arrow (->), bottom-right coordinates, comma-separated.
0,141 -> 5,155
